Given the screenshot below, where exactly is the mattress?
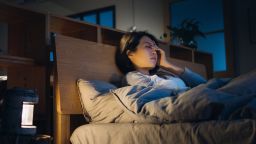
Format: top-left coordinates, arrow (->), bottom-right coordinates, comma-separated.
70,119 -> 256,144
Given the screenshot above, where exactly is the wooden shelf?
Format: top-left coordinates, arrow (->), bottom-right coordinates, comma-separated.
0,55 -> 35,66
101,28 -> 124,46
169,45 -> 213,79
169,45 -> 194,61
50,15 -> 98,42
1,3 -> 49,134
194,51 -> 213,78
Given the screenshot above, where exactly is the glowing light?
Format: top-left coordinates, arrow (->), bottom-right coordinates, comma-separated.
21,102 -> 35,126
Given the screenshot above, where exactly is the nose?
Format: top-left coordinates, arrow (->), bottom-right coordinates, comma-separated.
152,49 -> 157,56
152,47 -> 158,54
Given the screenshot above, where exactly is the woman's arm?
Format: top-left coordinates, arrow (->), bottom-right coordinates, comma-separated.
156,48 -> 184,75
179,68 -> 207,87
156,47 -> 207,87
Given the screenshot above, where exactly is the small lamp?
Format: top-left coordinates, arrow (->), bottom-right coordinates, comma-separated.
2,87 -> 39,135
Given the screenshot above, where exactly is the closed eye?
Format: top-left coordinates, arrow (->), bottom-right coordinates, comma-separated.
145,45 -> 153,49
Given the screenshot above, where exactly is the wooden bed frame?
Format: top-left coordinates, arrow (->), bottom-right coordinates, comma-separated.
53,34 -> 207,144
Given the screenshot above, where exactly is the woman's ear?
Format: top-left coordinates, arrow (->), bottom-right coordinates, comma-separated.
126,50 -> 134,57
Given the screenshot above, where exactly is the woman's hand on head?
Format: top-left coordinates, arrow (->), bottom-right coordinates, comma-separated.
154,47 -> 169,68
154,46 -> 185,75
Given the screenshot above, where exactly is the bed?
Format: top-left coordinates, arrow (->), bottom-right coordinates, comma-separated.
53,34 -> 256,144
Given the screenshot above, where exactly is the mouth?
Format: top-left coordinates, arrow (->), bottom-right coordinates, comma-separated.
150,57 -> 157,62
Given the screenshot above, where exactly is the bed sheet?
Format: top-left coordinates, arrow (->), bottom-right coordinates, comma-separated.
70,119 -> 256,144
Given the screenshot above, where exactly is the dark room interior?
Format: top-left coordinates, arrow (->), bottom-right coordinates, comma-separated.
0,0 -> 255,144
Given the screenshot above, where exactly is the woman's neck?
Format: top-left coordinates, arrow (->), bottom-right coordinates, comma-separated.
137,68 -> 150,75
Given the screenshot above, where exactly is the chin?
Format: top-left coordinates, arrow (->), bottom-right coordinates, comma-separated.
139,62 -> 156,70
147,65 -> 157,70
150,63 -> 157,68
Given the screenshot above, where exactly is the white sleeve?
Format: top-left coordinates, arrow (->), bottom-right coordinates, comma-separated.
125,72 -> 154,87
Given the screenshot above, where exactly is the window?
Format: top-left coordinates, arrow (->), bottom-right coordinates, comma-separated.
69,6 -> 116,28
170,0 -> 226,72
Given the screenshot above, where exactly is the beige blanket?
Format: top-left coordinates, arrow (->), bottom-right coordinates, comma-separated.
71,119 -> 256,144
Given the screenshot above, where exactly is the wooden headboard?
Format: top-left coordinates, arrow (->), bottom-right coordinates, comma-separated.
53,34 -> 207,144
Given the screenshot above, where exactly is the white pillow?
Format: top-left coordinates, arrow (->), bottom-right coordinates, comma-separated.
77,79 -> 116,100
77,79 -> 134,123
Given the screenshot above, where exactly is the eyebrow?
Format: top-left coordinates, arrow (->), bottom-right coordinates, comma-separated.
144,41 -> 156,46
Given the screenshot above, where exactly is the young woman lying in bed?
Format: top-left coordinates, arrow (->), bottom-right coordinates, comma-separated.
77,31 -> 256,124
116,31 -> 206,92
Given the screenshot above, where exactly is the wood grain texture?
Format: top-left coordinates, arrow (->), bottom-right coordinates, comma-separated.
0,55 -> 34,66
8,65 -> 46,116
50,15 -> 98,42
55,34 -> 122,114
54,113 -> 70,144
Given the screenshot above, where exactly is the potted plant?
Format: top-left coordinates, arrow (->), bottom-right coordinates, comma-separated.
165,18 -> 206,49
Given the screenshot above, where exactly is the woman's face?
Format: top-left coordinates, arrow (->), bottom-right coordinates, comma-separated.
128,36 -> 158,71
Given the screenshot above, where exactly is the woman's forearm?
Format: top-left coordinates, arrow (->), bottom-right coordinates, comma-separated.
156,48 -> 185,76
160,61 -> 185,76
160,61 -> 206,87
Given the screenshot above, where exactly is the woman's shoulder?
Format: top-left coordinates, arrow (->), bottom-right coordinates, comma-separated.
126,71 -> 148,79
125,71 -> 153,86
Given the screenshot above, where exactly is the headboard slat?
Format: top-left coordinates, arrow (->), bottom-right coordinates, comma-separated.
55,34 -> 122,114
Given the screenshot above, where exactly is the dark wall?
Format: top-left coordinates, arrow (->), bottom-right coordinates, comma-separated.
232,0 -> 256,75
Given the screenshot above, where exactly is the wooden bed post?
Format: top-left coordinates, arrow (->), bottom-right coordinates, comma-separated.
52,33 -> 71,144
54,113 -> 70,144
53,78 -> 71,144
53,79 -> 71,144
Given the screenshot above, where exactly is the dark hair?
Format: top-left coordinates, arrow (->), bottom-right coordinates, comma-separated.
115,31 -> 159,74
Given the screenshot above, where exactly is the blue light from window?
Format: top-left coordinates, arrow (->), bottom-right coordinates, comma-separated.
170,0 -> 226,72
170,0 -> 223,32
83,14 -> 97,24
50,51 -> 54,62
99,10 -> 114,28
196,33 -> 226,72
